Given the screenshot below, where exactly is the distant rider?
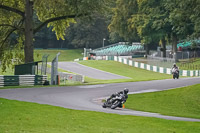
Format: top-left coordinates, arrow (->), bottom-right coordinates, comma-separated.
171,63 -> 179,71
171,63 -> 179,78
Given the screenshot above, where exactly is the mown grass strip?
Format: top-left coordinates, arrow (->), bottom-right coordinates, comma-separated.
34,49 -> 83,62
178,58 -> 200,70
126,84 -> 200,119
0,98 -> 199,133
79,60 -> 172,82
0,49 -> 83,75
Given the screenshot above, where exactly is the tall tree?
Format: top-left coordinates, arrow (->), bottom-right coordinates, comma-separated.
66,14 -> 110,49
0,0 -> 106,71
108,0 -> 140,42
164,0 -> 198,60
128,0 -> 161,55
109,0 -> 200,59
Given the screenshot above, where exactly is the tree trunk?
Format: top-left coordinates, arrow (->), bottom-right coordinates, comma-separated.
24,0 -> 34,63
161,39 -> 166,58
145,44 -> 150,57
172,35 -> 178,62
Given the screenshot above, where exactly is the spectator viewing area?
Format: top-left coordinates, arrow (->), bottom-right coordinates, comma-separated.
92,42 -> 144,56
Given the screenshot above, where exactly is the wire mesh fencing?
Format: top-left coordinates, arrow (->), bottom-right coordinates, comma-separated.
146,56 -> 175,68
178,63 -> 200,70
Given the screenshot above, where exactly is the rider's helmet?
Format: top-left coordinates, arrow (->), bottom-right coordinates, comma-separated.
173,63 -> 176,67
111,93 -> 116,97
124,88 -> 129,94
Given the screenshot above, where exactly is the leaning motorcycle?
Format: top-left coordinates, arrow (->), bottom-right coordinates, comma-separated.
102,89 -> 129,109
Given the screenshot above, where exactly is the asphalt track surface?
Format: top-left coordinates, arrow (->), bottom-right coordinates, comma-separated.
57,62 -> 129,80
0,77 -> 200,122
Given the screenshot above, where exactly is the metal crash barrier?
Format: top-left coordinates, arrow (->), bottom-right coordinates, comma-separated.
0,75 -> 47,87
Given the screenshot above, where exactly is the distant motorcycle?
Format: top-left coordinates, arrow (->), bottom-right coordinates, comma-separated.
102,89 -> 129,109
172,68 -> 179,79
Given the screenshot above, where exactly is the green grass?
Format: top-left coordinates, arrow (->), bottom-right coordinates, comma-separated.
177,58 -> 200,70
126,84 -> 200,119
47,60 -> 172,85
80,60 -> 172,83
0,49 -> 83,75
0,98 -> 199,133
34,49 -> 83,62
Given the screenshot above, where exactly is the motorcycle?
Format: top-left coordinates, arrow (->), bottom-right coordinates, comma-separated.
102,89 -> 129,109
172,68 -> 179,79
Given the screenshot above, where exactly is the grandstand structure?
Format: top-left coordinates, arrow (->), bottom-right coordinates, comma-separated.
91,42 -> 144,56
177,40 -> 200,49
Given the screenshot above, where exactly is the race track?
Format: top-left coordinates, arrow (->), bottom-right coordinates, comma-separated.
58,62 -> 129,80
0,77 -> 200,122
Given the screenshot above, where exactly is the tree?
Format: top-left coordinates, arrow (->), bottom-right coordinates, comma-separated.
109,0 -> 165,54
0,0 -> 106,71
128,0 -> 162,55
34,26 -> 65,49
66,14 -> 110,49
163,0 -> 200,60
108,0 -> 140,42
109,0 -> 200,60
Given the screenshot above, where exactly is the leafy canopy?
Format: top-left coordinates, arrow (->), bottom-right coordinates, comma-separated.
0,0 -> 107,72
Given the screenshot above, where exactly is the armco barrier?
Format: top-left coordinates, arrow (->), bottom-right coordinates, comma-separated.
66,74 -> 84,82
107,56 -> 200,77
35,75 -> 48,85
0,75 -> 47,87
58,72 -> 84,83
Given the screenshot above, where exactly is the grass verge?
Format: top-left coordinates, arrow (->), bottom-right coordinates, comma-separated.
177,58 -> 200,70
125,84 -> 200,119
34,49 -> 83,62
80,60 -> 172,83
0,98 -> 199,133
0,49 -> 83,75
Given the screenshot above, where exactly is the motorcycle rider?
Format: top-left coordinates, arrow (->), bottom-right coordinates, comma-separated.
108,88 -> 129,100
171,63 -> 179,78
122,88 -> 129,101
105,88 -> 129,108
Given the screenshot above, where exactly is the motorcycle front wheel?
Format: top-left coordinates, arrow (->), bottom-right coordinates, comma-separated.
102,103 -> 107,108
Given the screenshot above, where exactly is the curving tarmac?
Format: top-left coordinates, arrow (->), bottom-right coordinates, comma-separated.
0,77 -> 200,122
57,62 -> 130,80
